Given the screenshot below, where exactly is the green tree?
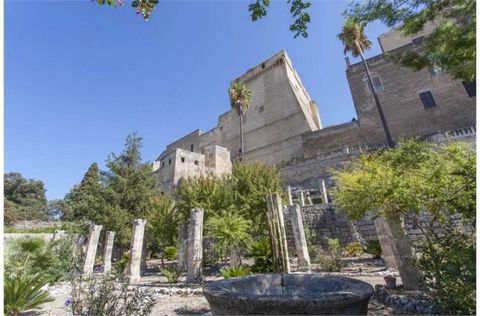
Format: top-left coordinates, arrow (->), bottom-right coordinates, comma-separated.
229,82 -> 253,161
64,163 -> 105,222
338,18 -> 394,147
205,209 -> 252,263
232,162 -> 284,235
345,0 -> 476,81
4,173 -> 49,223
96,0 -> 312,38
332,139 -> 475,314
145,195 -> 179,264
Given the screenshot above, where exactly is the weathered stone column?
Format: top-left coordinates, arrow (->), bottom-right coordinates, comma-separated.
230,247 -> 241,266
286,186 -> 293,206
300,190 -> 305,206
289,204 -> 311,272
177,223 -> 188,272
374,215 -> 421,289
187,208 -> 204,283
319,179 -> 329,206
83,224 -> 102,275
103,231 -> 115,275
305,191 -> 313,206
125,219 -> 147,285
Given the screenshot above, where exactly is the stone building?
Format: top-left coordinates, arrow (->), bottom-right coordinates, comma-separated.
153,27 -> 475,197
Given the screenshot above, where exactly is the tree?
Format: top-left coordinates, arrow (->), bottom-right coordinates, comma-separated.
332,139 -> 475,313
229,82 -> 253,161
205,209 -> 252,263
4,173 -> 49,223
145,195 -> 179,264
64,163 -> 105,222
345,0 -> 476,81
338,18 -> 394,147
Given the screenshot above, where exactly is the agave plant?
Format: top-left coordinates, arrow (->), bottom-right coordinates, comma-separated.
4,272 -> 54,316
220,265 -> 251,279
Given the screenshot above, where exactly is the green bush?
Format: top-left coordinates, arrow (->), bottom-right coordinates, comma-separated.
247,237 -> 273,273
344,242 -> 363,257
69,274 -> 157,315
160,266 -> 181,283
314,238 -> 342,272
364,240 -> 382,259
5,236 -> 76,284
113,251 -> 129,276
163,246 -> 177,261
220,265 -> 251,279
4,272 -> 54,316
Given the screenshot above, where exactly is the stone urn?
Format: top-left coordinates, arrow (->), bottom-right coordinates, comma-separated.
203,273 -> 374,315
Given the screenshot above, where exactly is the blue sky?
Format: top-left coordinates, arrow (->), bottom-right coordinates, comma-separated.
5,0 -> 388,200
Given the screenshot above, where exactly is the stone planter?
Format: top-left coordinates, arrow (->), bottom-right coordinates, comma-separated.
203,273 -> 374,315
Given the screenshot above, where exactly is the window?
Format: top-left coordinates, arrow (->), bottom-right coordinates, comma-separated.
194,160 -> 199,166
463,81 -> 476,97
258,106 -> 264,113
181,157 -> 185,163
419,91 -> 437,109
371,76 -> 384,93
168,158 -> 172,165
190,144 -> 194,152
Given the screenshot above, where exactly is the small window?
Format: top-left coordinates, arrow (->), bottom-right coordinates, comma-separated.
258,106 -> 264,113
161,192 -> 164,196
419,91 -> 437,109
190,144 -> 194,152
181,157 -> 185,163
261,63 -> 266,69
463,81 -> 476,97
161,162 -> 165,167
168,158 -> 172,165
194,160 -> 199,166
371,76 -> 384,93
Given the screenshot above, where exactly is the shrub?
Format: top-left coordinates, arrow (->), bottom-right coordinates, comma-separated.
247,237 -> 273,273
220,265 -> 251,279
5,236 -> 77,284
160,266 -> 181,283
364,240 -> 382,259
314,238 -> 342,272
205,209 -> 252,263
4,272 -> 54,316
69,274 -> 157,316
344,242 -> 363,257
113,251 -> 129,276
163,246 -> 177,261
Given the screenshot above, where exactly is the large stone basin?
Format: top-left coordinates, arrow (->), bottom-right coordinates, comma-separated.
203,274 -> 374,315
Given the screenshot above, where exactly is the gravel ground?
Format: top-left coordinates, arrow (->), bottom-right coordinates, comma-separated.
29,257 -> 400,316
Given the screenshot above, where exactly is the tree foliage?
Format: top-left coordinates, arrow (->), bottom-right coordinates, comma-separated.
176,162 -> 284,236
345,0 -> 476,81
145,195 -> 179,257
332,139 -> 476,314
337,18 -> 372,57
4,172 -> 49,224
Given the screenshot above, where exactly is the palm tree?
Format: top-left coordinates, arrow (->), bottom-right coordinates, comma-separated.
338,18 -> 394,148
229,82 -> 253,161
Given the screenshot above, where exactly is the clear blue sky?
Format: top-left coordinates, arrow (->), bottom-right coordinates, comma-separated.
5,0 -> 388,200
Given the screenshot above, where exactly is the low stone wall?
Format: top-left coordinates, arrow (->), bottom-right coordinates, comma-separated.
284,205 -> 470,255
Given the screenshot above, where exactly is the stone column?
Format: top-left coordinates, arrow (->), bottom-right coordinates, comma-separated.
289,204 -> 311,272
319,179 -> 329,206
187,208 -> 204,283
286,186 -> 293,206
300,190 -> 305,206
177,223 -> 188,272
125,219 -> 147,285
305,191 -> 313,206
103,231 -> 115,275
374,215 -> 421,289
83,224 -> 103,275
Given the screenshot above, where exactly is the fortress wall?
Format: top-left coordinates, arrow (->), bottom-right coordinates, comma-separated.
347,43 -> 476,145
302,121 -> 365,158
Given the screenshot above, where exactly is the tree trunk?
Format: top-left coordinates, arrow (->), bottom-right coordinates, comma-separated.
239,109 -> 245,161
356,40 -> 394,148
